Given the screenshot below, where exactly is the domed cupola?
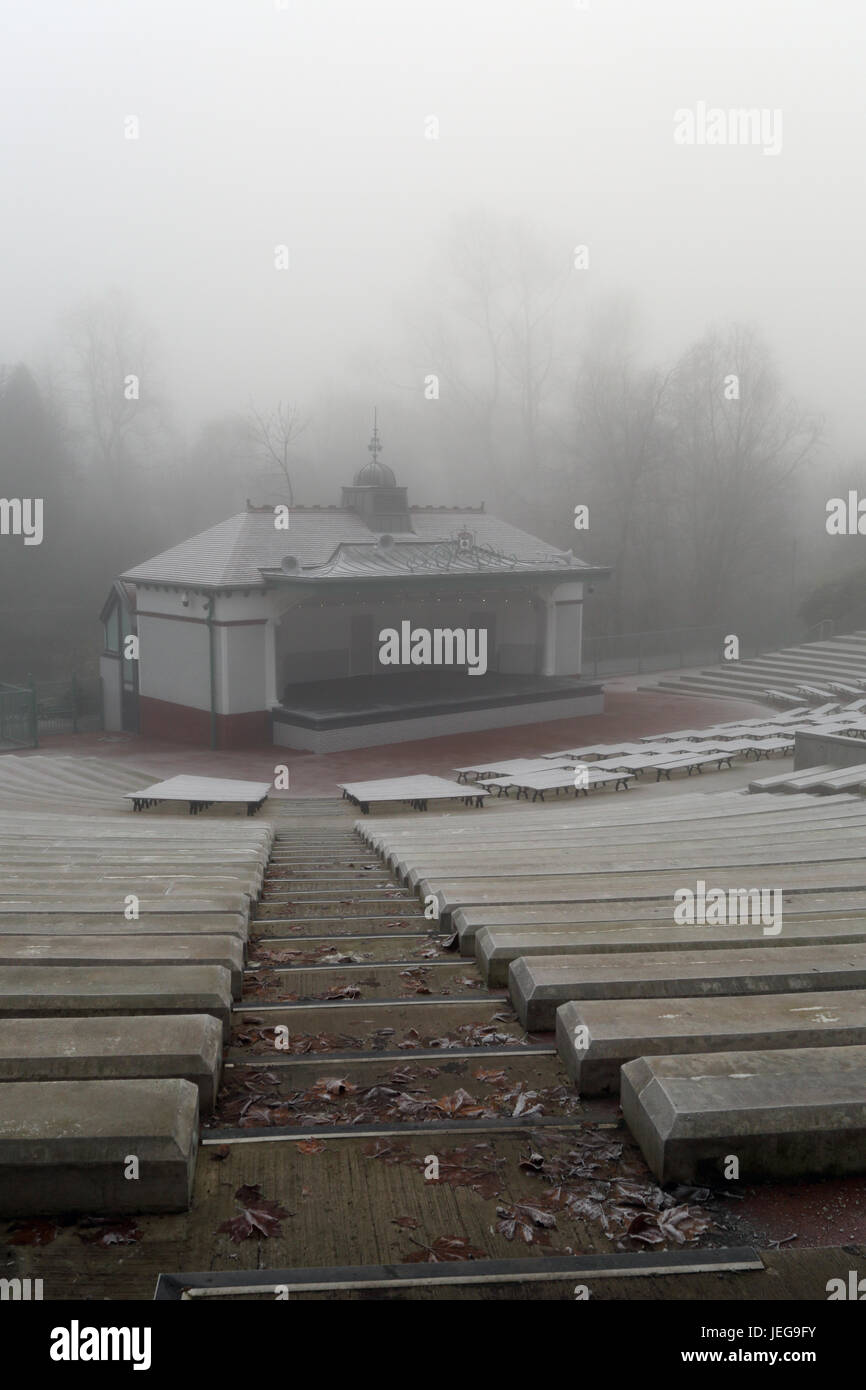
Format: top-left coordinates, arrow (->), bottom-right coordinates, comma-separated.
342,411 -> 413,533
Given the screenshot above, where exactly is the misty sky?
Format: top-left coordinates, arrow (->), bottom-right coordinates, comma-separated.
2,0 -> 865,458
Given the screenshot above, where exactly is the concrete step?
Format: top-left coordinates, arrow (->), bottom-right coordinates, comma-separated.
374,802 -> 866,864
229,996 -> 527,1054
621,1045 -> 866,1183
509,943 -> 866,1030
402,836 -> 866,886
555,990 -> 866,1096
213,1051 -> 568,1129
246,959 -> 489,1003
0,910 -> 249,939
0,1077 -> 200,1215
0,894 -> 251,915
455,893 -> 866,952
476,919 -> 866,986
247,933 -> 441,966
0,934 -> 244,998
422,861 -> 866,928
260,882 -> 399,896
358,791 -> 839,850
0,1014 -> 223,1111
254,900 -> 424,920
0,964 -> 233,1039
253,914 -> 430,938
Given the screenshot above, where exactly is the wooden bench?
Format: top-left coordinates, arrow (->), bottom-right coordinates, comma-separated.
340,775 -> 488,813
125,775 -> 270,817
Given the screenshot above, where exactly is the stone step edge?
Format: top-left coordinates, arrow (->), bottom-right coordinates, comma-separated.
154,1246 -> 763,1298
233,994 -> 505,1014
224,1044 -> 555,1066
202,1115 -> 589,1144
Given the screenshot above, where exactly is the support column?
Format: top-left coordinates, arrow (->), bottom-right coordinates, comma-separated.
541,596 -> 557,677
264,618 -> 278,708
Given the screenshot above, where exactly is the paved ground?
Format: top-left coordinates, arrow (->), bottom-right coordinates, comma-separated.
11,688 -> 773,797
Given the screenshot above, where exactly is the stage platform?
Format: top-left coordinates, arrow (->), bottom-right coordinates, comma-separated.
271,672 -> 604,753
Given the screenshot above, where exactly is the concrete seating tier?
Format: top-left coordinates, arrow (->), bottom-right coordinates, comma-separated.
0,756 -> 276,1215
0,935 -> 245,997
0,964 -> 234,1038
361,779 -> 866,1180
0,1015 -> 223,1111
509,944 -> 866,1031
0,1078 -> 200,1215
476,918 -> 866,986
644,629 -> 866,704
0,911 -> 249,939
556,992 -> 866,1096
621,1046 -> 866,1183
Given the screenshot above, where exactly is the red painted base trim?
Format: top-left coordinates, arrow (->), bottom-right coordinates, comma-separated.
139,697 -> 271,749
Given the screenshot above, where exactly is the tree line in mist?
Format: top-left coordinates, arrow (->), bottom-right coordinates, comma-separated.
0,213 -> 860,681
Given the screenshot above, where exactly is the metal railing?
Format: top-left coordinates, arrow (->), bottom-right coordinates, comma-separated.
0,676 -> 103,749
0,683 -> 37,749
581,625 -> 794,679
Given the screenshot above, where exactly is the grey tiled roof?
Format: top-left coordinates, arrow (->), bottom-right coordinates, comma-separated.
122,508 -> 593,588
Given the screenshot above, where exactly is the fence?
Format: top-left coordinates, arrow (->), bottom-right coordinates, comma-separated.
581,625 -> 797,679
0,676 -> 103,750
0,684 -> 37,750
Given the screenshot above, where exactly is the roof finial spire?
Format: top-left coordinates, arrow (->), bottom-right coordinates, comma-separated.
368,407 -> 382,465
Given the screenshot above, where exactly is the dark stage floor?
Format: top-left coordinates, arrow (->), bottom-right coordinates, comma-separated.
275,671 -> 600,729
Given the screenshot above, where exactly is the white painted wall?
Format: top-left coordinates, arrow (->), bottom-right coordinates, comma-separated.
99,654 -> 122,730
133,586 -> 271,714
138,614 -> 211,710
221,623 -> 267,713
555,603 -> 582,675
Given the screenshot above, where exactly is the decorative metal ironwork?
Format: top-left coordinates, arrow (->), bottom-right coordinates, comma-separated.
403,529 -> 522,573
368,408 -> 382,464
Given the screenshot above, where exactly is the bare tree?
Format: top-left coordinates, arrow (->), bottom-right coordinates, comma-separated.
247,400 -> 308,504
409,212 -> 575,516
62,288 -> 164,479
665,323 -> 822,630
568,301 -> 673,631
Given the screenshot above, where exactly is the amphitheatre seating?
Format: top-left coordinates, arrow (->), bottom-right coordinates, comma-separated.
478,767 -> 633,799
340,774 -> 488,812
556,992 -> 866,1096
508,944 -> 866,1031
652,751 -> 735,778
0,934 -> 245,997
589,753 -> 672,773
829,682 -> 865,697
0,906 -> 253,939
484,707 -> 817,789
475,917 -> 866,987
0,1014 -> 223,1111
621,1046 -> 866,1183
0,964 -> 234,1038
125,774 -> 270,816
0,1078 -> 200,1215
455,757 -> 574,783
796,684 -> 837,701
765,688 -> 803,706
0,755 -> 274,1215
453,887 -> 866,954
749,764 -> 866,795
361,776 -> 866,1181
648,629 -> 866,704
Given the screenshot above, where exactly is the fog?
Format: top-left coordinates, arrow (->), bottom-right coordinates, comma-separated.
2,0 -> 866,675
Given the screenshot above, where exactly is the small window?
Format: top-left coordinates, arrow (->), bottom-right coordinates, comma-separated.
104,605 -> 120,654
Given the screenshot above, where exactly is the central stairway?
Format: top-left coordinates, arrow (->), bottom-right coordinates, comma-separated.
161,798 -> 741,1299
216,801 -> 575,1128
